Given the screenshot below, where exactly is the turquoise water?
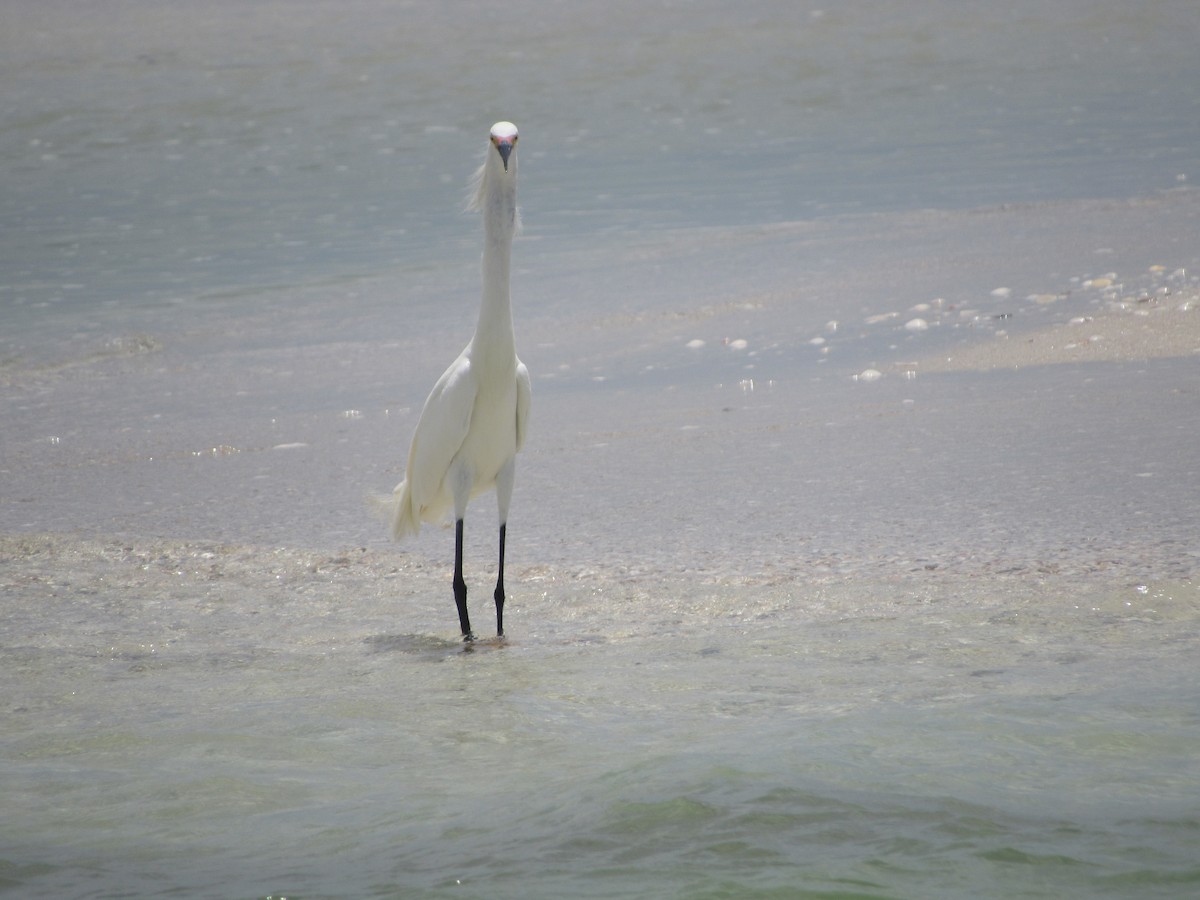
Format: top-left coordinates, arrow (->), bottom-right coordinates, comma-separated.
2,2 -> 1199,897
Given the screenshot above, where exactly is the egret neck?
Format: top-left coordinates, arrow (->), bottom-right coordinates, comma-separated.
472,160 -> 518,366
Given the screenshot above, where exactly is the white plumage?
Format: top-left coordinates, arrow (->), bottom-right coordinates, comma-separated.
375,121 -> 531,641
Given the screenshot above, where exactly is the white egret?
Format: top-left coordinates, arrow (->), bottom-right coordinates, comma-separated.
375,121 -> 531,642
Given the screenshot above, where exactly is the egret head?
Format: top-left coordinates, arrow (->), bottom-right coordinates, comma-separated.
490,121 -> 518,172
468,121 -> 520,219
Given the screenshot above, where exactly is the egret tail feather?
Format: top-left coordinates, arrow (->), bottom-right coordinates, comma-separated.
370,479 -> 421,540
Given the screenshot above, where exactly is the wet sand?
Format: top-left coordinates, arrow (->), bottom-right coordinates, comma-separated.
915,285 -> 1200,373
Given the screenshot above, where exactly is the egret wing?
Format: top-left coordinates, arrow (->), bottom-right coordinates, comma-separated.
406,354 -> 476,515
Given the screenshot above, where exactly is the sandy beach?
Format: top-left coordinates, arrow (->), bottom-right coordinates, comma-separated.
915,278 -> 1200,373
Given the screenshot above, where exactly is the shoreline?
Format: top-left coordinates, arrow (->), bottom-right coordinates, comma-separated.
911,285 -> 1200,374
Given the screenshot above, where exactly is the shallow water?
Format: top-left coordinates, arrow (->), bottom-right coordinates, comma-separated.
3,2 -> 1200,898
4,535 -> 1200,898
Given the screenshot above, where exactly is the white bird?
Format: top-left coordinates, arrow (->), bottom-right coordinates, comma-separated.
375,121 -> 531,642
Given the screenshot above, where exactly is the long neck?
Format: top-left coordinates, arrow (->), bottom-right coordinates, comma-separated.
472,170 -> 517,358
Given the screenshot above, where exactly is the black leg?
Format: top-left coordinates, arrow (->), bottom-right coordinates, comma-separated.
494,522 -> 507,637
453,518 -> 473,641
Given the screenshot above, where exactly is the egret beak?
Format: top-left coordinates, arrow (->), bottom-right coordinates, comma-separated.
494,139 -> 514,171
